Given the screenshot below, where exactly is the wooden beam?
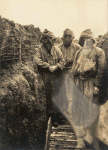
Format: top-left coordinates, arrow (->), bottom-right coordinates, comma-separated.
19,38 -> 21,61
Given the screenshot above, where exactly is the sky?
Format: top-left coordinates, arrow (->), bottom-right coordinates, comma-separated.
0,0 -> 108,39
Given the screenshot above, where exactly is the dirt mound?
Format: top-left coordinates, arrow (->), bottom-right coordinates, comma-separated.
0,62 -> 47,150
0,16 -> 47,149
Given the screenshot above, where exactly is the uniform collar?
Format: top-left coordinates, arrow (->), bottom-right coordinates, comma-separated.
42,44 -> 55,56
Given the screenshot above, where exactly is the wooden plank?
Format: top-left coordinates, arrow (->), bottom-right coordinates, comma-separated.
51,134 -> 75,137
21,48 -> 29,50
2,58 -> 19,61
3,56 -> 14,58
0,45 -> 13,50
50,139 -> 77,142
49,148 -> 93,150
4,53 -> 19,55
19,39 -> 21,61
45,117 -> 52,150
21,56 -> 32,59
49,115 -> 78,150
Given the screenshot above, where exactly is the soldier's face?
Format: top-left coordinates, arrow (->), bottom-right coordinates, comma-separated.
63,33 -> 72,47
42,36 -> 54,51
84,38 -> 94,48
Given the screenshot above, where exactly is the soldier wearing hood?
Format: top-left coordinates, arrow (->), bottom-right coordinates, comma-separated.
33,29 -> 65,126
58,29 -> 81,113
59,29 -> 81,68
70,29 -> 106,149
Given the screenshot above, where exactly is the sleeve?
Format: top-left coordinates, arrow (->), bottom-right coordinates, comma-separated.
56,48 -> 66,70
75,43 -> 82,50
58,43 -> 62,50
70,50 -> 81,76
94,48 -> 106,88
33,48 -> 50,70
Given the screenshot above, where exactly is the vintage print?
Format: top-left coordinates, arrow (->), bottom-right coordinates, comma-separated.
0,0 -> 107,150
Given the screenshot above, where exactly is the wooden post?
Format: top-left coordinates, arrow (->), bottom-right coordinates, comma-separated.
10,31 -> 15,59
0,47 -> 1,59
0,48 -> 1,70
19,38 -> 21,62
45,117 -> 52,150
2,22 -> 11,57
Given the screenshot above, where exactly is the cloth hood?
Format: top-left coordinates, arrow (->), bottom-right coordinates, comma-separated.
79,29 -> 95,47
40,29 -> 56,42
62,29 -> 75,39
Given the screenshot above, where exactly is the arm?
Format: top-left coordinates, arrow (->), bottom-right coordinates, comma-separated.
76,43 -> 82,50
49,47 -> 66,72
33,48 -> 50,71
70,49 -> 81,75
56,48 -> 66,70
94,48 -> 106,88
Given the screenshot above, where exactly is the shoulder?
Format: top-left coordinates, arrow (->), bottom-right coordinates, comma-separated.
52,45 -> 63,56
53,45 -> 62,55
58,43 -> 63,49
72,42 -> 82,49
95,46 -> 103,52
34,45 -> 42,53
53,45 -> 61,51
95,46 -> 105,56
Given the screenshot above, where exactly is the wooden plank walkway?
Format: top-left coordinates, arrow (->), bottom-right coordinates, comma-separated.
45,114 -> 94,150
49,115 -> 77,150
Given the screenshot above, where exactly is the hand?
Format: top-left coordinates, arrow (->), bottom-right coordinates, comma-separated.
93,87 -> 99,95
49,65 -> 58,72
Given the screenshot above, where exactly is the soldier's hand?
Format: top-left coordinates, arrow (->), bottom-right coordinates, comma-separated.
49,65 -> 58,72
49,66 -> 53,72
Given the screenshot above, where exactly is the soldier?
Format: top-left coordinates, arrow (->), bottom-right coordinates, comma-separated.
59,29 -> 81,68
33,29 -> 65,127
58,29 -> 81,113
70,29 -> 106,149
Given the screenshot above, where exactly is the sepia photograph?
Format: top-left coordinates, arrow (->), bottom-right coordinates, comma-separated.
0,0 -> 108,149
